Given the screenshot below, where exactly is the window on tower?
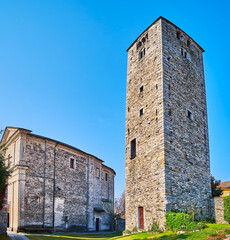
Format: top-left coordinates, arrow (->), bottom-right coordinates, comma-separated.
130,138 -> 136,159
139,108 -> 143,116
140,86 -> 143,93
139,48 -> 145,60
186,109 -> 193,120
181,48 -> 188,58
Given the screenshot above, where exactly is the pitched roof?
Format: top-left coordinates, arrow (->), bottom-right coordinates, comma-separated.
219,181 -> 230,189
1,126 -> 116,175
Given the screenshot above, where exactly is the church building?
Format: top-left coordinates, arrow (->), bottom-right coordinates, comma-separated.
1,126 -> 115,232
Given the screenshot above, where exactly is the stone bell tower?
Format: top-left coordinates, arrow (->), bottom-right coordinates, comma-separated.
125,17 -> 211,230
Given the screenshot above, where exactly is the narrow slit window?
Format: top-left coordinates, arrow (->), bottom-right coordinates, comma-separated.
186,109 -> 193,120
130,138 -> 136,159
70,158 -> 75,169
140,86 -> 143,93
105,173 -> 108,181
139,108 -> 143,116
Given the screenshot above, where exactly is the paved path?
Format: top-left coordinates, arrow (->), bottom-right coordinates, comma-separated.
225,234 -> 230,240
7,232 -> 30,240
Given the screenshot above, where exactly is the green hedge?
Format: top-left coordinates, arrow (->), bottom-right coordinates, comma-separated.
224,195 -> 230,223
165,212 -> 207,232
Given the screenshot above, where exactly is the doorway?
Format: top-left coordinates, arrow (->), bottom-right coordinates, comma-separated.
7,204 -> 10,228
96,218 -> 100,232
138,207 -> 144,230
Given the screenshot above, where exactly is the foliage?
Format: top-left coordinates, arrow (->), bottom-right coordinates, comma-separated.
165,212 -> 207,232
148,219 -> 161,233
199,217 -> 215,223
211,175 -> 223,198
115,191 -> 125,218
123,229 -> 131,234
0,145 -> 11,211
132,226 -> 137,232
223,195 -> 230,223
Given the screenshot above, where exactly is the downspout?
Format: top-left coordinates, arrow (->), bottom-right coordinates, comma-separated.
52,143 -> 58,232
86,156 -> 90,231
42,139 -> 47,228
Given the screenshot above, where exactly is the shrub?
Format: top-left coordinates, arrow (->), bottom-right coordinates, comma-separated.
225,229 -> 230,234
132,226 -> 137,232
224,196 -> 230,224
165,212 -> 207,232
166,212 -> 192,232
148,220 -> 161,232
123,229 -> 131,234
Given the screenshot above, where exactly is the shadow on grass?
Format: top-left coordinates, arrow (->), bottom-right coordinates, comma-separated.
26,233 -> 122,240
0,235 -> 10,240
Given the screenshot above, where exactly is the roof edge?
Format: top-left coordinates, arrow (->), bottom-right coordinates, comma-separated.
126,16 -> 205,53
28,133 -> 105,163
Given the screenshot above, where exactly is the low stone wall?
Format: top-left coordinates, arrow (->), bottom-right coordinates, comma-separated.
214,197 -> 228,224
116,218 -> 125,233
0,189 -> 7,235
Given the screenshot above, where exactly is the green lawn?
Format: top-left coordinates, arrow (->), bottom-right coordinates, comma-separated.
25,224 -> 230,240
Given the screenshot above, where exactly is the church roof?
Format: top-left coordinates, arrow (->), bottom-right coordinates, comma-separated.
1,126 -> 116,174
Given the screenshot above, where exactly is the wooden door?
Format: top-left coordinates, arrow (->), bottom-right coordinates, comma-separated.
138,207 -> 144,230
96,218 -> 100,231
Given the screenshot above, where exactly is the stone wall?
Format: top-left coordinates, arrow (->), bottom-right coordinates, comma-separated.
0,188 -> 7,235
161,18 -> 212,218
214,197 -> 228,224
125,19 -> 167,230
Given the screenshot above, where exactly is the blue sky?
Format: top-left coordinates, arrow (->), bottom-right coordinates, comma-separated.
0,0 -> 229,198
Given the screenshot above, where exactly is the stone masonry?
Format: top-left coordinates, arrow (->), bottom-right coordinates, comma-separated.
125,17 -> 211,230
213,197 -> 228,224
0,127 -> 115,232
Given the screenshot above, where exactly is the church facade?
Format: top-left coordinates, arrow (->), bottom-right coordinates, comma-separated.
125,17 -> 211,230
1,126 -> 115,232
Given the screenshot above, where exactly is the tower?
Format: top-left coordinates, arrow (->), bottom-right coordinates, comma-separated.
125,17 -> 211,230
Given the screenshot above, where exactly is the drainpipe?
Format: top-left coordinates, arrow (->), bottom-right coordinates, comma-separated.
43,139 -> 47,228
52,143 -> 58,232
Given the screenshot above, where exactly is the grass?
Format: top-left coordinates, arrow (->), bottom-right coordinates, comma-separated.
0,235 -> 10,240
25,224 -> 230,240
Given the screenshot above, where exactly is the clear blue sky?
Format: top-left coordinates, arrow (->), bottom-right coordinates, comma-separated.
0,0 -> 229,198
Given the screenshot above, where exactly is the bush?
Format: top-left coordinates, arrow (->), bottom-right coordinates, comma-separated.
165,212 -> 207,232
132,226 -> 137,232
224,196 -> 230,224
148,220 -> 161,232
123,229 -> 131,235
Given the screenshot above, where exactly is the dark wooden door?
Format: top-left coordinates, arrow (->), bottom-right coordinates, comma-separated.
7,204 -> 10,228
138,207 -> 144,230
96,218 -> 100,231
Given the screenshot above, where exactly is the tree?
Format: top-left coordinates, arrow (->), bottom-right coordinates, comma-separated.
114,191 -> 125,218
0,145 -> 10,211
211,175 -> 223,198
